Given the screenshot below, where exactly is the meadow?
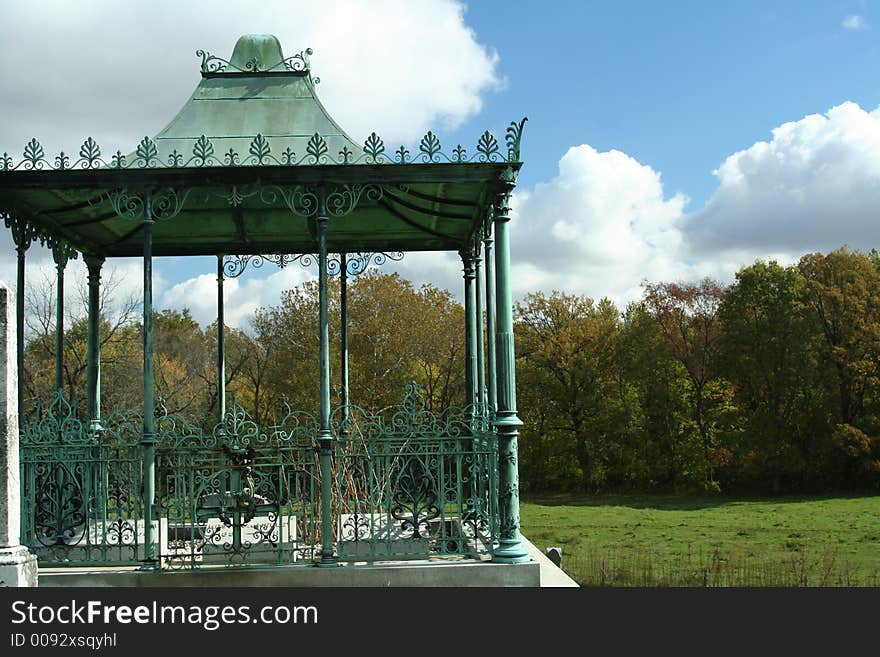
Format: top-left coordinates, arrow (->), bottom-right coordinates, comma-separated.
520,495 -> 880,586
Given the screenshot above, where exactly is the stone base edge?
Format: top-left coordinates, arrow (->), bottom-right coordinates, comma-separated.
0,546 -> 38,587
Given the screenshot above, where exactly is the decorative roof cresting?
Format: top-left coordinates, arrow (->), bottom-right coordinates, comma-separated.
0,34 -> 527,171
197,33 -> 315,77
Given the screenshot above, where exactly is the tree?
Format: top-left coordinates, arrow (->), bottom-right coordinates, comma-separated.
515,291 -> 632,491
642,278 -> 728,490
618,302 -> 695,490
718,260 -> 827,490
23,264 -> 139,412
250,271 -> 465,418
798,248 -> 880,482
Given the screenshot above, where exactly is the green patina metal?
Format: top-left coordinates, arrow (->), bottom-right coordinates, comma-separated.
483,219 -> 497,414
84,255 -> 103,433
489,179 -> 529,564
4,34 -> 528,568
216,254 -> 226,425
141,194 -> 158,570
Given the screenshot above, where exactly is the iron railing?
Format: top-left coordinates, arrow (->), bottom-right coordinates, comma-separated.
19,386 -> 498,568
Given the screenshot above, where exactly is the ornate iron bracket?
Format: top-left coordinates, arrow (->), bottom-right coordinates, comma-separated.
104,187 -> 191,221
197,47 -> 313,74
3,212 -> 40,251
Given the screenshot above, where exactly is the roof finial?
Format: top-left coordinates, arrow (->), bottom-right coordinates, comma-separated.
196,35 -> 314,76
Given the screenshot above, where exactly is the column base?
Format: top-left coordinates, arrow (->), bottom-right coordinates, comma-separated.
0,545 -> 38,587
492,538 -> 531,564
138,559 -> 160,572
316,556 -> 340,568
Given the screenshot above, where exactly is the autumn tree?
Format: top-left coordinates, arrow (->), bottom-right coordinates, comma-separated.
617,302 -> 695,490
250,271 -> 465,417
718,260 -> 828,490
516,291 -> 634,491
23,264 -> 140,411
798,248 -> 880,481
642,278 -> 729,491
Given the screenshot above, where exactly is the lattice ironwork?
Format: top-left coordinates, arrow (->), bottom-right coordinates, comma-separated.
333,383 -> 497,560
19,386 -> 497,567
0,121 -> 526,172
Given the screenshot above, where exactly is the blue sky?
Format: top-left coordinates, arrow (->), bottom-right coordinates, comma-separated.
459,1 -> 880,202
1,1 -> 879,327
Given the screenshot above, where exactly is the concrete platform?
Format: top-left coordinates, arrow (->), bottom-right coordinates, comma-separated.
38,557 -> 540,588
521,536 -> 579,587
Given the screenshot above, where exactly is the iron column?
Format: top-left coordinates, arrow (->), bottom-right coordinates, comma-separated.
475,241 -> 486,416
492,174 -> 529,563
11,221 -> 31,423
51,245 -> 68,394
461,248 -> 478,410
140,192 -> 158,571
85,254 -> 106,520
483,220 -> 497,415
317,190 -> 337,567
340,253 -> 349,425
85,255 -> 104,432
216,255 -> 226,424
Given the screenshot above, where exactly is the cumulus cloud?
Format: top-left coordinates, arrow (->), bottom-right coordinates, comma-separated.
509,145 -> 693,305
685,102 -> 880,256
0,246 -> 149,339
843,15 -> 869,30
0,0 -> 502,324
160,265 -> 314,330
66,98 -> 880,322
0,0 -> 502,155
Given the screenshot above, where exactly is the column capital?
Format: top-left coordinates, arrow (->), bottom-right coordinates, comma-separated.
459,247 -> 477,278
84,253 -> 105,275
482,213 -> 494,243
49,238 -> 78,270
495,165 -> 517,195
493,189 -> 513,223
142,189 -> 155,224
317,184 -> 329,220
4,213 -> 38,253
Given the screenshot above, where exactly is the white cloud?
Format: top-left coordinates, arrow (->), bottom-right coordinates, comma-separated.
160,265 -> 313,330
0,245 -> 148,339
508,144 -> 694,306
0,0 -> 501,156
843,14 -> 869,30
685,101 -> 880,256
0,0 -> 502,322
80,99 -> 880,322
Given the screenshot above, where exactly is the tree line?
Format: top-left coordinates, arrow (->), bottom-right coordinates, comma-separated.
22,247 -> 880,495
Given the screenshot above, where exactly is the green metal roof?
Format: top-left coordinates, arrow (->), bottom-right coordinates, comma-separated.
0,35 -> 525,258
150,35 -> 360,165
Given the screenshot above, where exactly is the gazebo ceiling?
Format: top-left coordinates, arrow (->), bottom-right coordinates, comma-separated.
0,34 -> 525,258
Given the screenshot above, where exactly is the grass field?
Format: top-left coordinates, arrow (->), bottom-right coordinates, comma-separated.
520,494 -> 880,586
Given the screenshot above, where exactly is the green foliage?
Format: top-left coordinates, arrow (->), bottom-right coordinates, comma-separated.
23,246 -> 880,495
515,292 -> 634,492
25,272 -> 464,432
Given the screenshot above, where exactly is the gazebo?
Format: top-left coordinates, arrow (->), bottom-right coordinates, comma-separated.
0,35 -> 530,576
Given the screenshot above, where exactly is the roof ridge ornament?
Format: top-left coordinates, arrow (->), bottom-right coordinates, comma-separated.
0,120 -> 527,170
196,47 -> 313,75
505,117 -> 528,162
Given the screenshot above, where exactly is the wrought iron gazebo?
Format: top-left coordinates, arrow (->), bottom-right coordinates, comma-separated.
0,35 -> 529,571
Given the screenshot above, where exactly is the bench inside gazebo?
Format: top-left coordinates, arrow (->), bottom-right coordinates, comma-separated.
0,34 -> 536,584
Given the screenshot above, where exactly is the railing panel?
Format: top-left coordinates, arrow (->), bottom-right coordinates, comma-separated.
19,387 -> 497,568
19,395 -> 143,565
334,384 -> 498,560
